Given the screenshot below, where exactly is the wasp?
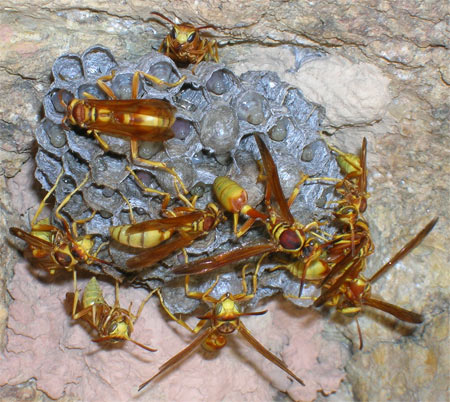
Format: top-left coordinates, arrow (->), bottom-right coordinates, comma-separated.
10,169 -> 112,316
172,133 -> 319,276
266,217 -> 374,300
152,11 -> 219,71
308,138 -> 369,255
328,138 -> 370,257
110,173 -> 224,271
330,137 -> 368,214
317,218 -> 374,289
212,175 -> 270,237
60,70 -> 187,193
138,263 -> 304,390
313,217 -> 438,349
69,277 -> 157,352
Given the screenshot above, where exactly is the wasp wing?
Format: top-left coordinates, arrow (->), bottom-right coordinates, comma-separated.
362,297 -> 423,323
369,217 -> 438,283
125,211 -> 205,235
314,253 -> 365,308
237,322 -> 305,386
253,134 -> 295,224
138,327 -> 214,391
126,231 -> 204,270
172,243 -> 277,276
319,235 -> 368,288
10,227 -> 56,252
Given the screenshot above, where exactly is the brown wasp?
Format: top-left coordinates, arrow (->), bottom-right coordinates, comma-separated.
69,277 -> 158,352
172,133 -> 319,276
310,138 -> 369,255
60,70 -> 187,193
286,138 -> 372,295
151,11 -> 219,71
10,170 -> 112,316
328,138 -> 370,258
110,174 -> 224,271
313,217 -> 438,349
330,137 -> 368,214
138,263 -> 304,390
317,218 -> 374,289
268,218 -> 373,299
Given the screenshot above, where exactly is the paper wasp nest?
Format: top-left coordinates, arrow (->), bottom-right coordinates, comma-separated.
37,45 -> 341,314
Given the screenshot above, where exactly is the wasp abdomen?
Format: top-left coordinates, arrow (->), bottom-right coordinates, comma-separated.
213,176 -> 248,213
110,224 -> 174,248
82,277 -> 105,307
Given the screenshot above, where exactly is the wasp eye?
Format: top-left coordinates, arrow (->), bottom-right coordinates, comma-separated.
187,32 -> 196,43
170,28 -> 176,39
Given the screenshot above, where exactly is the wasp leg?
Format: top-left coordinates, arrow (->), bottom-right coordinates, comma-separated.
155,288 -> 196,333
129,141 -> 189,197
135,70 -> 186,90
184,274 -> 220,304
95,71 -> 118,100
30,169 -> 65,226
126,166 -> 172,210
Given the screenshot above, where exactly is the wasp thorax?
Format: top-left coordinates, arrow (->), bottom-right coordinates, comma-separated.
71,101 -> 88,125
217,322 -> 236,334
70,248 -> 83,261
54,251 -> 73,267
202,215 -> 216,232
279,229 -> 303,251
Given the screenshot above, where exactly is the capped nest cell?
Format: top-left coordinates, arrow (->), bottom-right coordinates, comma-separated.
36,44 -> 342,315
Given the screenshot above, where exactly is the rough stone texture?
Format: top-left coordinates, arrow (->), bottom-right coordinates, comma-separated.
1,1 -> 448,402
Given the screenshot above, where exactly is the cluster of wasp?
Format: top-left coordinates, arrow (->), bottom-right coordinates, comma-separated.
10,12 -> 437,392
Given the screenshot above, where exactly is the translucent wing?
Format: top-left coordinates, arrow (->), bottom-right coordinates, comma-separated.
237,322 -> 305,386
253,134 -> 294,224
362,297 -> 423,323
172,243 -> 277,276
138,327 -> 214,391
126,211 -> 205,235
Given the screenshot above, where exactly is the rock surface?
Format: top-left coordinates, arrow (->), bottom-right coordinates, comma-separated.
1,1 -> 448,402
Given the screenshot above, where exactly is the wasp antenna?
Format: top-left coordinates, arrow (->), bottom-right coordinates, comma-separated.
58,89 -> 67,107
151,11 -> 176,26
128,338 -> 157,352
196,25 -> 216,30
